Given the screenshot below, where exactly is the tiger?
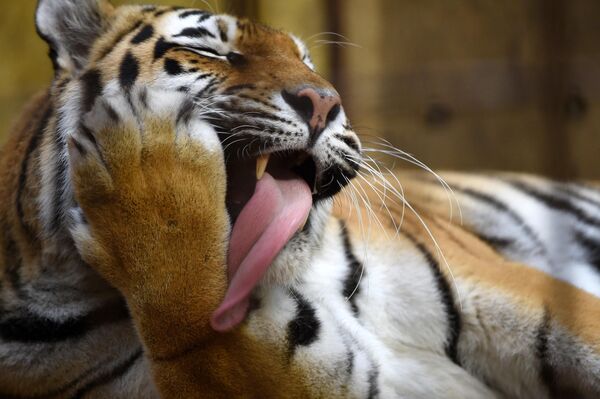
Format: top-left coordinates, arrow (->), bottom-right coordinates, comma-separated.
1,0 -> 600,397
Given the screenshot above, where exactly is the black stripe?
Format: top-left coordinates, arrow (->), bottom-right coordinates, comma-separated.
334,133 -> 361,153
574,230 -> 600,271
194,77 -> 221,100
70,349 -> 143,399
345,348 -> 355,376
80,69 -> 102,113
339,220 -> 363,315
195,73 -> 212,81
97,20 -> 143,61
79,124 -> 98,149
138,87 -> 149,108
287,289 -> 320,356
99,102 -> 120,125
176,99 -> 195,125
213,116 -> 289,139
449,184 -> 546,254
219,24 -> 228,42
153,37 -> 179,60
237,93 -> 282,111
16,104 -> 52,240
131,25 -> 153,46
222,83 -> 256,95
404,232 -> 462,365
536,307 -> 557,396
509,179 -> 600,227
216,104 -> 296,126
119,52 -> 140,89
472,232 -> 514,251
55,76 -> 71,93
367,364 -> 380,399
164,58 -> 183,75
556,185 -> 600,211
0,311 -> 85,342
4,232 -> 23,291
198,14 -> 211,23
174,27 -> 215,39
0,300 -> 129,343
179,10 -> 209,19
0,351 -> 131,399
131,24 -> 154,45
202,79 -> 221,96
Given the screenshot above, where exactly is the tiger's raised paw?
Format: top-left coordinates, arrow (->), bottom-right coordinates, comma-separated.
67,99 -> 229,297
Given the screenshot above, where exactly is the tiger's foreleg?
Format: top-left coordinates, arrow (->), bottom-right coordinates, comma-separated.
67,106 -> 311,398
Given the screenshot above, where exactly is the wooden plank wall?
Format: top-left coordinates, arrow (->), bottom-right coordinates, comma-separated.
0,1 -> 53,144
2,0 -> 598,180
339,0 -> 600,179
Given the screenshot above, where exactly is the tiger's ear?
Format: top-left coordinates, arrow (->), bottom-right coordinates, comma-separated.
36,0 -> 115,74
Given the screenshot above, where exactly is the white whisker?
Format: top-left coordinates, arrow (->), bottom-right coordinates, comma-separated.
360,137 -> 463,225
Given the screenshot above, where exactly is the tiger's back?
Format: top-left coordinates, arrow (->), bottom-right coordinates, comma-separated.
327,171 -> 600,397
397,170 -> 600,295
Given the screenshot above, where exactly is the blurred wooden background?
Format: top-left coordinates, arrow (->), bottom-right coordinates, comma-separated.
2,0 -> 599,178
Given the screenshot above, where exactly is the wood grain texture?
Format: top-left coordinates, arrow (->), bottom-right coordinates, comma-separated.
340,0 -> 600,179
2,0 -> 599,178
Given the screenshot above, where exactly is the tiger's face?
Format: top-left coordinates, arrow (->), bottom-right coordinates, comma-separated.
37,0 -> 360,294
79,4 -> 359,201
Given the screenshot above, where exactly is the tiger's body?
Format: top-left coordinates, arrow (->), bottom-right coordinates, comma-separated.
1,1 -> 600,398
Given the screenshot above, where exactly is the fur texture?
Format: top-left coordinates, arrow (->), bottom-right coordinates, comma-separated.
1,1 -> 600,398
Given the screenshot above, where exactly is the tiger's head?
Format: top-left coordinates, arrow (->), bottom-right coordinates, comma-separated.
36,0 -> 361,329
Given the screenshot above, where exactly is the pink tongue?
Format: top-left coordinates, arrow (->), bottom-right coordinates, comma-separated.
210,172 -> 312,332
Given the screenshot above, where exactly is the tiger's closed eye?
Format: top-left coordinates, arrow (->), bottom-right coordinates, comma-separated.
179,46 -> 244,65
179,46 -> 226,60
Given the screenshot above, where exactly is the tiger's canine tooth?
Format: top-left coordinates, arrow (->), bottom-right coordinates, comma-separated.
256,154 -> 270,180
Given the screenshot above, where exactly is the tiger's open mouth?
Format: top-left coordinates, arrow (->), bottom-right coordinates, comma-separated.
224,151 -> 317,225
211,151 -> 318,331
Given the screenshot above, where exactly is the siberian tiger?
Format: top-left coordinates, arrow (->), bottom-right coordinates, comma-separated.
1,0 -> 600,398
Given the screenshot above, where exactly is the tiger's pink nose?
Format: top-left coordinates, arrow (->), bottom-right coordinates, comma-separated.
282,88 -> 342,139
